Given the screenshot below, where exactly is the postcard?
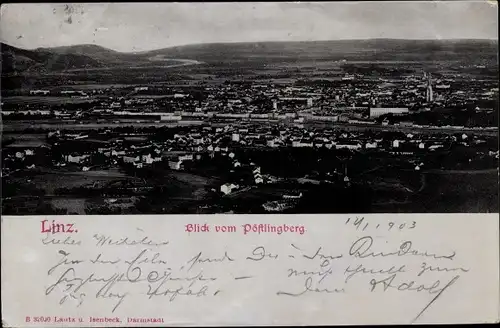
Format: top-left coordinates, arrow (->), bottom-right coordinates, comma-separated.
1,1 -> 499,326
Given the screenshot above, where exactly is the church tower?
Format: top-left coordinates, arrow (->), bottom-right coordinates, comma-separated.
426,73 -> 433,102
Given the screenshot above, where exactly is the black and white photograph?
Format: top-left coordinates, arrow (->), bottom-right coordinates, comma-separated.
1,1 -> 498,215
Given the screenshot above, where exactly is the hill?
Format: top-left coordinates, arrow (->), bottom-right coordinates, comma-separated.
36,44 -> 141,64
144,39 -> 499,62
37,44 -> 118,58
1,43 -> 104,74
1,43 -> 183,74
1,39 -> 497,75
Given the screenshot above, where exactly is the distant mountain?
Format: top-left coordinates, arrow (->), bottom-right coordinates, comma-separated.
144,39 -> 498,62
1,42 -> 181,74
36,44 -> 140,64
2,39 -> 498,74
1,43 -> 103,74
37,44 -> 117,57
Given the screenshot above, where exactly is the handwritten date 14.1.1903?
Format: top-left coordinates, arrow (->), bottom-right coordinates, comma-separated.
345,217 -> 416,232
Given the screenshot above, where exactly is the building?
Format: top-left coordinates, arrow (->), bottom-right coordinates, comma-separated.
142,154 -> 154,164
168,160 -> 183,170
283,192 -> 302,199
336,142 -> 362,151
30,90 -> 50,95
292,140 -> 314,148
426,73 -> 434,102
66,154 -> 90,163
220,183 -> 239,195
232,133 -> 240,142
279,97 -> 313,108
272,99 -> 278,110
123,155 -> 140,163
369,107 -> 409,118
262,200 -> 294,212
112,150 -> 126,156
179,154 -> 194,161
161,115 -> 182,121
429,145 -> 444,151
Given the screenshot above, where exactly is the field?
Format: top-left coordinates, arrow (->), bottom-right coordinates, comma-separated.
51,198 -> 86,215
5,168 -> 130,194
2,133 -> 48,148
1,167 -> 142,214
54,84 -> 137,90
372,170 -> 499,212
1,96 -> 94,105
131,168 -> 222,214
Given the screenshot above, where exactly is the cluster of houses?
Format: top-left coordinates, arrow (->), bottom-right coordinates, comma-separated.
15,74 -> 496,130
262,200 -> 295,212
218,166 -> 267,196
220,150 -> 266,195
154,123 -> 466,155
174,124 -> 474,155
2,117 -> 496,183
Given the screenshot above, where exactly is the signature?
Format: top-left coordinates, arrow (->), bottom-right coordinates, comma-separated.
369,273 -> 461,322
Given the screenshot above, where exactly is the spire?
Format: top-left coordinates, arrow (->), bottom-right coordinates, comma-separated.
426,72 -> 433,102
343,165 -> 350,183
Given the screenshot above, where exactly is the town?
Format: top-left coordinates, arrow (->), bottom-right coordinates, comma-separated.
2,67 -> 498,215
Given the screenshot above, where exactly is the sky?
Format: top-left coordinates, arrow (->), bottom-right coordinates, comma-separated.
0,2 -> 498,52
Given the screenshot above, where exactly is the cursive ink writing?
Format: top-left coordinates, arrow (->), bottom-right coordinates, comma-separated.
93,234 -> 169,247
277,277 -> 345,296
47,251 -> 85,275
344,263 -> 406,282
90,254 -> 121,265
42,234 -> 81,246
186,251 -> 234,271
41,228 -> 473,323
246,246 -> 279,261
291,244 -> 343,261
417,262 -> 469,277
349,236 -> 456,260
146,280 -> 210,301
45,268 -> 128,312
369,273 -> 460,322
